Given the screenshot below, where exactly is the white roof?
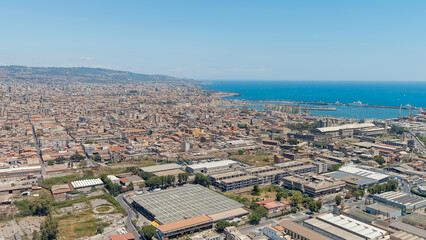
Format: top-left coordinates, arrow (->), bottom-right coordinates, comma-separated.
107,175 -> 119,181
140,163 -> 181,173
316,123 -> 375,133
339,163 -> 389,181
71,178 -> 103,189
187,160 -> 236,170
0,165 -> 41,174
318,213 -> 388,239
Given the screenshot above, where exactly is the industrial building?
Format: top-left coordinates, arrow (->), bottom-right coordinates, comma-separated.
339,163 -> 390,184
312,123 -> 378,139
278,220 -> 332,240
70,178 -> 104,192
365,204 -> 402,219
186,160 -> 239,174
282,174 -> 345,197
373,191 -> 426,214
303,213 -> 390,240
140,163 -> 182,173
131,185 -> 249,239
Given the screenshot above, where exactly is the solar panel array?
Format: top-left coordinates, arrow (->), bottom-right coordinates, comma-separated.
132,185 -> 243,224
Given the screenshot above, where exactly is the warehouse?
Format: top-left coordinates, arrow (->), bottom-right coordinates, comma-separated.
365,203 -> 402,219
131,185 -> 249,239
70,178 -> 104,193
373,191 -> 426,214
339,163 -> 389,184
186,160 -> 239,174
140,163 -> 181,173
303,213 -> 390,240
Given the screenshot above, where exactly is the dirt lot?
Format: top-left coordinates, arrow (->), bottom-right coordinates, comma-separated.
0,216 -> 44,240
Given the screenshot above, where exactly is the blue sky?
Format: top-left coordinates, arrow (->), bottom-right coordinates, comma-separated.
1,1 -> 425,81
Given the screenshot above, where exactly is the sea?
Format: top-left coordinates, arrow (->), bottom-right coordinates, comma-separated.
202,80 -> 426,120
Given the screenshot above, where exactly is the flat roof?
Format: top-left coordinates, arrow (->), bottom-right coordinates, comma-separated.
366,203 -> 401,214
156,215 -> 212,233
375,191 -> 426,208
221,175 -> 257,183
316,123 -> 375,133
279,220 -> 332,240
187,160 -> 236,170
304,218 -> 365,240
132,185 -> 243,224
140,163 -> 181,173
71,178 -> 103,189
339,163 -> 389,181
318,213 -> 388,239
209,170 -> 247,179
153,169 -> 185,177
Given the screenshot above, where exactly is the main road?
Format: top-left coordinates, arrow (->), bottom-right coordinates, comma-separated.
116,193 -> 142,240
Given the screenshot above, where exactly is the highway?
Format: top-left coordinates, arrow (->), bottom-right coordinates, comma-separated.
116,193 -> 142,240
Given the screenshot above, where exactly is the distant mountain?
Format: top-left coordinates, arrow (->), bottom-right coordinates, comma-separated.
0,65 -> 195,84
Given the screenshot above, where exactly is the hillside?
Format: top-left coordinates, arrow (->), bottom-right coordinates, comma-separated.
0,65 -> 194,84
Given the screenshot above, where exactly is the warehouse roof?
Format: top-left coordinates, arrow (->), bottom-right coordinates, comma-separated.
318,213 -> 388,239
339,163 -> 389,181
278,220 -> 332,240
140,163 -> 181,173
315,123 -> 375,133
375,191 -> 426,208
70,178 -> 103,189
132,185 -> 243,224
187,160 -> 236,170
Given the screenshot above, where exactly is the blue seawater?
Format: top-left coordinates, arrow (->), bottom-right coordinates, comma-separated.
202,80 -> 426,120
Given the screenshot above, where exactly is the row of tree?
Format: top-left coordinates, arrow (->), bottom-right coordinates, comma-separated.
100,174 -> 123,197
368,180 -> 398,195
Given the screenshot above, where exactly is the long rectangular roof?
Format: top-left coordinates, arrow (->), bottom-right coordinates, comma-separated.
71,178 -> 103,189
339,164 -> 389,181
140,163 -> 181,173
187,160 -> 236,170
375,191 -> 426,208
279,220 -> 332,240
131,185 -> 243,224
317,213 -> 388,239
315,123 -> 375,133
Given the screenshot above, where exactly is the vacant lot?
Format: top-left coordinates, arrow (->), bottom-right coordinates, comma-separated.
52,194 -> 126,240
231,151 -> 274,167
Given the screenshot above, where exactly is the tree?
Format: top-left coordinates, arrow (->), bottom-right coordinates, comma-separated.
194,173 -> 211,187
70,154 -> 85,162
55,156 -> 66,164
166,175 -> 175,186
141,172 -> 153,180
308,201 -> 318,212
248,213 -> 261,224
47,160 -> 54,165
94,155 -> 102,162
335,195 -> 343,206
291,207 -> 298,213
145,176 -> 162,189
32,217 -> 58,240
178,172 -> 189,184
252,184 -> 261,196
255,206 -> 269,217
291,193 -> 303,206
373,155 -> 385,165
330,163 -> 343,172
216,220 -> 238,232
288,139 -> 299,145
141,225 -> 156,240
316,200 -> 323,211
238,149 -> 244,155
